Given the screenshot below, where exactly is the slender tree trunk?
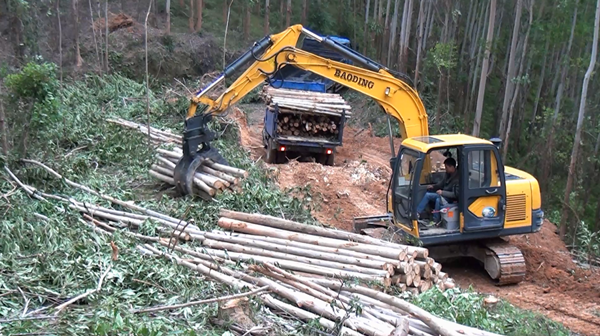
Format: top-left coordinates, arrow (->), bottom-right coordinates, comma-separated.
401,0 -> 413,73
166,0 -> 171,34
104,0 -> 109,72
553,2 -> 578,126
195,0 -> 203,31
265,0 -> 270,34
376,0 -> 384,60
529,39 -> 550,135
88,0 -> 101,66
0,84 -> 7,156
503,0 -> 534,161
381,0 -> 391,65
498,0 -> 523,138
72,0 -> 83,67
280,0 -> 284,26
190,0 -> 195,32
396,0 -> 409,71
285,0 -> 291,26
472,0 -> 496,137
466,1 -> 488,131
413,0 -> 425,86
244,1 -> 251,40
560,0 -> 600,240
223,0 -> 232,69
301,0 -> 307,25
386,0 -> 399,66
180,0 -> 185,7
57,0 -> 63,82
145,0 -> 152,144
364,0 -> 370,54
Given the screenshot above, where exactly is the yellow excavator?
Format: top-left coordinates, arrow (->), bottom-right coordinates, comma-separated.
173,25 -> 544,285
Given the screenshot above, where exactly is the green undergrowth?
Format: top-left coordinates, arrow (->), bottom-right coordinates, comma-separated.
0,72 -> 318,335
406,287 -> 572,336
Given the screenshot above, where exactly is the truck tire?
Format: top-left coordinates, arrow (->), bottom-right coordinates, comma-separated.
265,148 -> 278,164
325,153 -> 335,166
317,153 -> 334,166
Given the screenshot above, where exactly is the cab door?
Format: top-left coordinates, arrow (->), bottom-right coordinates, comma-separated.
460,145 -> 506,232
391,148 -> 422,231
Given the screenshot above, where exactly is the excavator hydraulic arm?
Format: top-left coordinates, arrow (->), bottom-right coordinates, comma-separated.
174,24 -> 429,196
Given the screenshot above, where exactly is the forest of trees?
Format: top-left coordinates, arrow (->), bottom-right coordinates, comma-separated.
0,0 -> 599,254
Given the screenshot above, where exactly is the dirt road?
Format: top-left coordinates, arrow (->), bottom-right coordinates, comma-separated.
233,104 -> 600,336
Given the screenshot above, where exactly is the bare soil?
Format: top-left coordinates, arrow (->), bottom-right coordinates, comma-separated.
232,103 -> 600,336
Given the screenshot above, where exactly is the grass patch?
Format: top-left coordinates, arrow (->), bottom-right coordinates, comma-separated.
407,287 -> 572,336
0,72 -> 316,335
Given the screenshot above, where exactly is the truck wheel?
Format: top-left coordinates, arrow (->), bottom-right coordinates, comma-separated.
265,148 -> 278,164
325,153 -> 335,166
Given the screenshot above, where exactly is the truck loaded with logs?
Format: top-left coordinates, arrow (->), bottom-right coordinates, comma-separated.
260,86 -> 350,165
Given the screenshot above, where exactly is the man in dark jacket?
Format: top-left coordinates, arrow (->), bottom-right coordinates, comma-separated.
416,157 -> 459,223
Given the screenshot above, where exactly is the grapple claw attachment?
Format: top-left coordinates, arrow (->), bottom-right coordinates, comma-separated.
173,152 -> 207,196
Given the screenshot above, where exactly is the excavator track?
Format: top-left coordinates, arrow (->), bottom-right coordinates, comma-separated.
483,240 -> 527,285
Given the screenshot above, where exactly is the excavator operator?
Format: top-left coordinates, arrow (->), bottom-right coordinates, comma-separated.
417,158 -> 459,225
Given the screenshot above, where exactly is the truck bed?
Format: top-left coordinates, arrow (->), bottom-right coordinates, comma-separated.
277,135 -> 340,145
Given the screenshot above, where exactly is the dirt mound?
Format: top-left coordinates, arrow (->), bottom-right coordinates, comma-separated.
509,221 -> 600,301
94,13 -> 135,32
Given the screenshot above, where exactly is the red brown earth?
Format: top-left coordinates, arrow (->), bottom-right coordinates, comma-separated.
231,104 -> 600,336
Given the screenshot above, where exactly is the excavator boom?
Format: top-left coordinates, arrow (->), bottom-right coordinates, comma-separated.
175,24 -> 428,195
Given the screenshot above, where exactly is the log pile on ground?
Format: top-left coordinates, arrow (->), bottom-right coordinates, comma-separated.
7,166 -> 496,336
107,118 -> 248,199
213,209 -> 455,294
261,86 -> 351,139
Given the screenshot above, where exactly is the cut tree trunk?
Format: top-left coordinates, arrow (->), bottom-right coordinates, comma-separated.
219,209 -> 428,258
218,218 -> 410,260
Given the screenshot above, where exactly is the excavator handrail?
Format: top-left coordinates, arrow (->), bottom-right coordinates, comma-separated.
188,24 -> 429,140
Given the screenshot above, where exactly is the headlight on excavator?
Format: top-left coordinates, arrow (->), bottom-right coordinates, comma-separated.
482,207 -> 496,218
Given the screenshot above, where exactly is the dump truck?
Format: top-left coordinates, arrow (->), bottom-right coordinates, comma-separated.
261,87 -> 350,165
261,34 -> 353,164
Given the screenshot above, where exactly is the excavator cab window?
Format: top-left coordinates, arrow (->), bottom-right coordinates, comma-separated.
392,148 -> 422,228
420,147 -> 458,186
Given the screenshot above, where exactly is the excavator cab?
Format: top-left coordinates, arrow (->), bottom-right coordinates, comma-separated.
389,136 -> 508,244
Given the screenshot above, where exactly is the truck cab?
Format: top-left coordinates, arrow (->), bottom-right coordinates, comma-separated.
269,35 -> 353,93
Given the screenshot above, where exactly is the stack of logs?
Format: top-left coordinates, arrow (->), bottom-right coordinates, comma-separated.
261,86 -> 351,139
275,114 -> 340,137
12,160 -> 497,336
107,118 -> 248,199
209,209 -> 455,294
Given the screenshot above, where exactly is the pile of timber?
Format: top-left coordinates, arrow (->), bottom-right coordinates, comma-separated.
150,147 -> 247,198
8,165 -> 497,336
107,118 -> 248,199
261,86 -> 351,139
210,209 -> 455,294
275,114 -> 341,137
